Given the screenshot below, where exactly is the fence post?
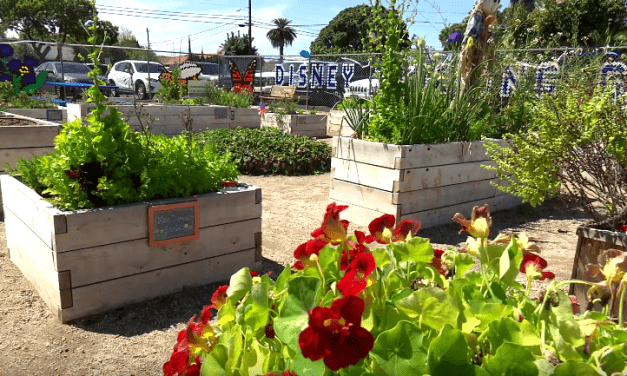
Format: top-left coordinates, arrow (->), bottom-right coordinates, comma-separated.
58,42 -> 66,101
305,56 -> 311,110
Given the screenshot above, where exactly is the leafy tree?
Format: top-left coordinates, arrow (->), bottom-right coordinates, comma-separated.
438,19 -> 468,51
266,18 -> 297,58
220,31 -> 258,55
310,4 -> 410,54
114,27 -> 157,61
0,0 -> 95,60
496,0 -> 627,49
510,0 -> 535,12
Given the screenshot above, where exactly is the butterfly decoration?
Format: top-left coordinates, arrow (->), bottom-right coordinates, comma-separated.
229,59 -> 256,94
159,61 -> 201,85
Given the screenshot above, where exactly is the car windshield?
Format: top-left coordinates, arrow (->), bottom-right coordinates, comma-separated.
135,63 -> 166,73
59,63 -> 91,74
199,64 -> 220,75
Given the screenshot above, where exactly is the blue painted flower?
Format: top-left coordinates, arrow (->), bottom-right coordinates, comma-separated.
0,73 -> 11,82
22,70 -> 36,85
7,59 -> 22,73
23,56 -> 38,67
446,32 -> 463,44
0,44 -> 13,58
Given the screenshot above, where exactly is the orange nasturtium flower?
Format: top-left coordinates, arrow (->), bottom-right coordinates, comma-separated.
491,232 -> 540,254
585,249 -> 627,285
452,204 -> 492,239
520,253 -> 555,281
365,214 -> 421,244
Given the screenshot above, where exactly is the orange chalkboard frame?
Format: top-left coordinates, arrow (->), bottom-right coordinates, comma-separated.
148,201 -> 200,247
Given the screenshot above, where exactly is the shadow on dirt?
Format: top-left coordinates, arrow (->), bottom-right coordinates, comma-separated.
70,257 -> 284,336
419,198 -> 593,248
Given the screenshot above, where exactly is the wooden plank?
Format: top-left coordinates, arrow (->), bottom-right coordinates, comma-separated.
329,180 -> 399,215
0,175 -> 65,249
333,137 -> 404,168
397,161 -> 497,192
4,207 -> 64,311
59,247 -> 261,323
400,198 -> 496,229
331,158 -> 401,192
462,141 -> 492,163
0,126 -> 59,149
0,147 -> 56,172
327,198 -> 400,229
54,185 -> 262,253
55,218 -> 261,287
330,178 -> 498,216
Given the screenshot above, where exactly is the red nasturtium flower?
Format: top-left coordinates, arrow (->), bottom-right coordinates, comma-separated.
520,253 -> 555,280
210,285 -> 229,310
259,371 -> 299,376
163,306 -> 215,376
337,252 -> 376,296
292,238 -> 328,270
430,249 -> 447,275
298,295 -> 374,371
366,214 -> 421,244
452,204 -> 492,239
340,231 -> 368,271
310,203 -> 349,245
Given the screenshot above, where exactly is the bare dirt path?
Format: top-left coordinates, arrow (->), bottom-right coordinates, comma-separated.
0,173 -> 592,375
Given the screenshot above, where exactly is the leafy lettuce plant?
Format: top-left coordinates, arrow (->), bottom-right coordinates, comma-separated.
164,204 -> 627,376
5,5 -> 238,210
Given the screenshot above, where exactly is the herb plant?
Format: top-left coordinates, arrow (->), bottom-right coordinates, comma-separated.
485,84 -> 627,227
164,203 -> 627,376
0,81 -> 56,109
196,127 -> 331,176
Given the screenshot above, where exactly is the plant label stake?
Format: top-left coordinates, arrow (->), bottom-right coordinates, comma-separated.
148,201 -> 200,247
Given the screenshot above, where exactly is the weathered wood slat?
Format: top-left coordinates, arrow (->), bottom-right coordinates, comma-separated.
55,218 -> 261,287
1,175 -> 65,249
59,248 -> 260,323
331,158 -> 401,192
0,147 -> 56,172
329,179 -> 499,216
4,207 -> 66,310
54,186 -> 262,253
333,137 -> 472,170
0,126 -> 59,149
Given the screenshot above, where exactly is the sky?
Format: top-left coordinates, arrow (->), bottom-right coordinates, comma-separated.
94,0 -> 487,57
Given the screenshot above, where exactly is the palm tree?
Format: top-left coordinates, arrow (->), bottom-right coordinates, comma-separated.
266,18 -> 297,59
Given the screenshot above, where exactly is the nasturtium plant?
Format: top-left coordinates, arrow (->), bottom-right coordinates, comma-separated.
164,204 -> 627,376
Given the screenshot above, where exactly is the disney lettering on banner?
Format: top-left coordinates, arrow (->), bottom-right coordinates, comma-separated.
535,62 -> 559,96
274,62 -> 352,89
600,60 -> 627,97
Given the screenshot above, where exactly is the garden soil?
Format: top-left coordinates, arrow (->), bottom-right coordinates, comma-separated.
0,173 -> 593,375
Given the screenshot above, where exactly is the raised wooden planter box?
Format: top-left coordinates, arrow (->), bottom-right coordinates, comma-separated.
67,104 -> 260,136
326,110 -> 361,137
570,226 -> 627,320
329,137 -> 521,229
1,174 -> 262,323
5,108 -> 67,123
0,112 -> 60,215
261,113 -> 327,138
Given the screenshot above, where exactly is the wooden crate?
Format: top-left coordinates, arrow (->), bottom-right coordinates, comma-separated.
0,113 -> 60,215
261,113 -> 328,138
1,174 -> 263,323
328,137 -> 521,229
570,226 -> 627,320
66,104 -> 259,135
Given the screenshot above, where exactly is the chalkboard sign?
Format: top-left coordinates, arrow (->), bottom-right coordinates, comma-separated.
148,201 -> 200,247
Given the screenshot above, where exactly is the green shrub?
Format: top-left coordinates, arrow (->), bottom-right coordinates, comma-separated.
268,98 -> 298,115
0,81 -> 56,109
196,127 -> 331,175
200,82 -> 253,108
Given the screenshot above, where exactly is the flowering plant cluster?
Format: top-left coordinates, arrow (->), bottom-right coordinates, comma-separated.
0,44 -> 48,95
165,203 -> 627,376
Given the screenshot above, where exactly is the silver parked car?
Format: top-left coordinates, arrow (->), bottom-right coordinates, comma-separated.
107,60 -> 167,99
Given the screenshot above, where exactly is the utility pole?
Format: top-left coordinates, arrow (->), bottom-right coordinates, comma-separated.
146,28 -> 150,99
248,0 -> 252,55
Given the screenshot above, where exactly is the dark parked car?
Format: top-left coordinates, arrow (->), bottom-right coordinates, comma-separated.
35,61 -> 106,99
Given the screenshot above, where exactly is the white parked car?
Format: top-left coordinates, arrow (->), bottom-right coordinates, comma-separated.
107,60 -> 168,99
345,78 -> 379,99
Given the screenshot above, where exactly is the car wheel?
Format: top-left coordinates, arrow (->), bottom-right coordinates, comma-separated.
109,80 -> 119,97
135,81 -> 147,100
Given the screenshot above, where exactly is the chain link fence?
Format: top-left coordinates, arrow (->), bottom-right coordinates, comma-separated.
3,39 -> 627,108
